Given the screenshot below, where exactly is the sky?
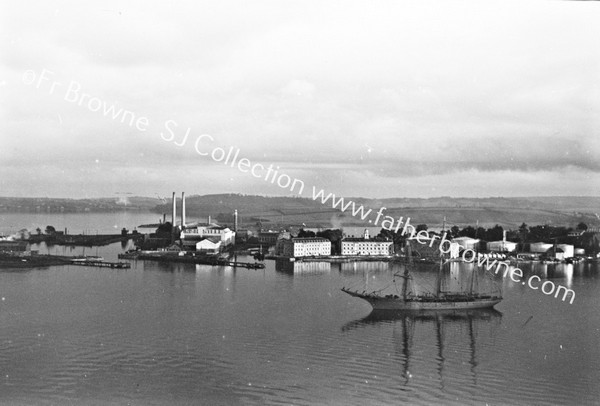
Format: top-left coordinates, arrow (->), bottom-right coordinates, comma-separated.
1,0 -> 599,199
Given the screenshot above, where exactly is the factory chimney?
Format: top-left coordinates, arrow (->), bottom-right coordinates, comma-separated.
234,209 -> 238,232
503,230 -> 507,242
181,192 -> 186,228
208,215 -> 211,225
171,192 -> 176,226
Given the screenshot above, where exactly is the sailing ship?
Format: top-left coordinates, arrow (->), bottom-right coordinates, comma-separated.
342,240 -> 502,311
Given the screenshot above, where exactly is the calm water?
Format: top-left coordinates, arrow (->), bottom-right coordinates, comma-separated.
1,213 -> 599,405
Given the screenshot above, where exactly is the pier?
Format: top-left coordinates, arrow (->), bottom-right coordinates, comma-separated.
70,260 -> 131,269
0,254 -> 131,269
27,233 -> 140,247
123,252 -> 265,269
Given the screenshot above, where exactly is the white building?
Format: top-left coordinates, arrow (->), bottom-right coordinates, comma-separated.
341,229 -> 393,256
280,237 -> 331,258
487,240 -> 518,252
529,242 -> 553,253
557,244 -> 574,259
451,237 -> 481,251
180,224 -> 235,247
195,238 -> 222,254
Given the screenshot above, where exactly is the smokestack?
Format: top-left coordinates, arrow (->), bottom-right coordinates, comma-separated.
503,230 -> 507,242
181,192 -> 186,228
208,215 -> 211,225
234,209 -> 238,232
171,192 -> 176,226
163,213 -> 166,224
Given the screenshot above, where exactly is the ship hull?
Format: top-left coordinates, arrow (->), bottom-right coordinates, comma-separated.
341,289 -> 502,310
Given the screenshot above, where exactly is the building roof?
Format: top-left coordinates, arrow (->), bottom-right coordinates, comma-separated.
196,238 -> 221,247
207,225 -> 228,230
343,238 -> 391,243
291,237 -> 330,243
452,237 -> 480,242
203,236 -> 221,243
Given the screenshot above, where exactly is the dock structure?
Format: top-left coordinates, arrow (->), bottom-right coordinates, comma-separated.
219,260 -> 265,269
124,252 -> 265,269
70,260 -> 131,269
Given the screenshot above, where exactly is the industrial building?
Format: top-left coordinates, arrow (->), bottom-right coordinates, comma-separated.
195,238 -> 222,254
180,224 -> 235,246
170,191 -> 236,252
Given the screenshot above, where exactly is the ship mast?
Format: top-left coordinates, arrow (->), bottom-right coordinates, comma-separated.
469,254 -> 478,295
436,217 -> 447,298
402,240 -> 412,300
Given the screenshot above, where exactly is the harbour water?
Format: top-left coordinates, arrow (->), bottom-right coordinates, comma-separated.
1,213 -> 599,405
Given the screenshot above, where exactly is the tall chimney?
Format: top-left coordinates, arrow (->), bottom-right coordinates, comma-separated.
234,209 -> 238,232
181,192 -> 186,228
503,230 -> 507,242
208,215 -> 211,225
171,192 -> 176,226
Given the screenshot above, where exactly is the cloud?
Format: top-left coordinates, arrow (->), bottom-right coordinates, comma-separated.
281,79 -> 316,99
1,0 -> 599,198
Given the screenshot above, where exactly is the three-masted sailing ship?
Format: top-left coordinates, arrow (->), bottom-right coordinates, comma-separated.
342,240 -> 502,311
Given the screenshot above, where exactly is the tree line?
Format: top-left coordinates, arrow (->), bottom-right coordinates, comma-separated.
295,221 -> 597,255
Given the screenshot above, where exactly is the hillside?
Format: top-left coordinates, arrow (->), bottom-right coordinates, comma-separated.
153,194 -> 600,230
1,194 -> 598,230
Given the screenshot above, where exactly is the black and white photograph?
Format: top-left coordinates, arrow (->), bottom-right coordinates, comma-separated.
1,1 -> 599,405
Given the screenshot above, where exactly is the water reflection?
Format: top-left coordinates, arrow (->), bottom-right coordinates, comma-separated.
507,261 -> 592,290
343,309 -> 502,387
338,261 -> 392,274
275,259 -> 331,274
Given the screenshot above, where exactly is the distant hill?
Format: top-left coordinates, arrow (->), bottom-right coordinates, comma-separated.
1,194 -> 599,230
0,196 -> 159,213
154,194 -> 600,230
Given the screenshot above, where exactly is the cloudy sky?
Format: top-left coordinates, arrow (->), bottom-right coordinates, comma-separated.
1,0 -> 599,199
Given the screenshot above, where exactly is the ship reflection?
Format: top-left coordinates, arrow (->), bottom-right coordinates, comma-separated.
343,308 -> 502,387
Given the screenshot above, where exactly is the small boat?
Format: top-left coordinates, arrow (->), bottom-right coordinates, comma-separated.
342,240 -> 502,311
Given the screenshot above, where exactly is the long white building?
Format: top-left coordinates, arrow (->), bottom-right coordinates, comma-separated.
280,237 -> 331,258
341,229 -> 393,256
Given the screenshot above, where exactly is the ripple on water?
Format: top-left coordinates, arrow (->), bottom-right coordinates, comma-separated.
1,257 -> 599,405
